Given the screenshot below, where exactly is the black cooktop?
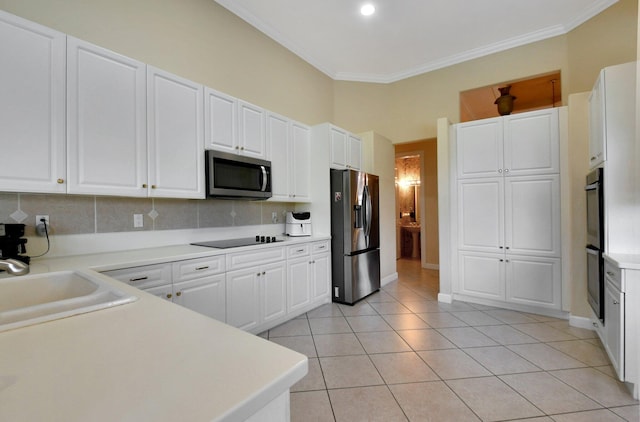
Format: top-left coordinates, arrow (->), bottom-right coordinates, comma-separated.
191,236 -> 282,249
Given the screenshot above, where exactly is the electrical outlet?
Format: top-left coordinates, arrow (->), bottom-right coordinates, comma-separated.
271,212 -> 278,223
36,215 -> 49,226
35,215 -> 50,236
133,214 -> 144,228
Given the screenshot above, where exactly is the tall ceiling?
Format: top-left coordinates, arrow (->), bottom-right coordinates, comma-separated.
215,0 -> 618,83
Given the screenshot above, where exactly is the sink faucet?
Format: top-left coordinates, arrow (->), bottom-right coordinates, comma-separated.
0,258 -> 29,276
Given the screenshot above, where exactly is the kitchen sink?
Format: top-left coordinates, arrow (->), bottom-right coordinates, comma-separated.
0,270 -> 137,332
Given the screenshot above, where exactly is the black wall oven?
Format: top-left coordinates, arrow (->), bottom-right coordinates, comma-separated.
585,168 -> 604,321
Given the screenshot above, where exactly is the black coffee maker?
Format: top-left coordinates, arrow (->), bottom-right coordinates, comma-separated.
0,223 -> 30,264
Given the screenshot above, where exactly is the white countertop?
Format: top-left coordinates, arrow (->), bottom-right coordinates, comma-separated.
0,238 -> 324,421
605,253 -> 640,270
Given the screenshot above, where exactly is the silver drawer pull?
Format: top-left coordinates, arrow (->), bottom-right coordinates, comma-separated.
129,276 -> 149,282
613,300 -> 619,305
195,266 -> 209,271
296,249 -> 304,253
317,245 -> 326,249
606,271 -> 615,277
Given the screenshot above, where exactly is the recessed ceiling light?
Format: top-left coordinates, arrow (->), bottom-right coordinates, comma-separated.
360,4 -> 376,16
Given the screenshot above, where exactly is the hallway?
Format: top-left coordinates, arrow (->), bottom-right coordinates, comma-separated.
263,259 -> 638,421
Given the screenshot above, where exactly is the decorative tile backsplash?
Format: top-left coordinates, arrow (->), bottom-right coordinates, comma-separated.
0,193 -> 294,236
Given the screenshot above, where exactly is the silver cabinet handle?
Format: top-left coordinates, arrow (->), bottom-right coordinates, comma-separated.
498,169 -> 503,173
606,271 -> 615,277
504,169 -> 509,173
130,276 -> 149,282
613,300 -> 619,305
195,266 -> 209,271
590,156 -> 597,161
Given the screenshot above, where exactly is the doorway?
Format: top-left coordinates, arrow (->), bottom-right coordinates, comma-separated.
394,139 -> 439,271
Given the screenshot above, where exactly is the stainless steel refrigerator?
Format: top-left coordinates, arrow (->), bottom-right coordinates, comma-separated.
330,169 -> 381,305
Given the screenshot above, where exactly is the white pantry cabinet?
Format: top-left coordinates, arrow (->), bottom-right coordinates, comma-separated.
146,67 -> 205,199
456,108 -> 559,179
267,112 -> 311,202
452,108 -> 563,312
0,11 -> 66,193
66,37 -> 147,197
204,88 -> 267,159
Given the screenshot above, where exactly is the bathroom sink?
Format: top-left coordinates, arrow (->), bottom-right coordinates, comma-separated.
0,270 -> 137,332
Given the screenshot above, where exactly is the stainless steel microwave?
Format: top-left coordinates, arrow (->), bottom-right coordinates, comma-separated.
205,150 -> 272,200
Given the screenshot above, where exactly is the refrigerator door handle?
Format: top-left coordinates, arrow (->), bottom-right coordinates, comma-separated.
363,186 -> 372,244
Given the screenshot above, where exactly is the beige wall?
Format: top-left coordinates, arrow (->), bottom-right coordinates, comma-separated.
0,0 -> 333,126
334,0 -> 637,143
395,140 -> 439,268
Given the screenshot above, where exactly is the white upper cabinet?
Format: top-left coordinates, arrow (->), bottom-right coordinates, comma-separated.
503,109 -> 559,176
0,11 -> 66,193
457,108 -> 559,178
456,117 -> 503,178
66,37 -> 147,196
589,71 -> 606,168
267,112 -> 290,201
204,88 -> 237,153
204,89 -> 266,159
237,100 -> 266,159
290,122 -> 311,200
268,112 -> 311,202
313,123 -> 362,170
147,66 -> 204,199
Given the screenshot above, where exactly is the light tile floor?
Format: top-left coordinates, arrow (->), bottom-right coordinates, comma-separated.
262,259 -> 639,422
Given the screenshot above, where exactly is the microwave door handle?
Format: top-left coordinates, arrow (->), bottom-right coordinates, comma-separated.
260,166 -> 267,191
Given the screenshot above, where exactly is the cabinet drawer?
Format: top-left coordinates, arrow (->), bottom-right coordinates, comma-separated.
288,244 -> 310,258
173,255 -> 225,281
312,241 -> 330,255
102,263 -> 172,289
604,260 -> 622,291
227,246 -> 286,271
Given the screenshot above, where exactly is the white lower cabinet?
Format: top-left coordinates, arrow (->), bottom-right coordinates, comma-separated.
458,251 -> 561,310
604,279 -> 624,380
102,239 -> 331,335
226,261 -> 287,331
101,255 -> 226,323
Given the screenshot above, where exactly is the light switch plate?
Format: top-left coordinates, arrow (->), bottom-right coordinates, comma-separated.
133,214 -> 143,228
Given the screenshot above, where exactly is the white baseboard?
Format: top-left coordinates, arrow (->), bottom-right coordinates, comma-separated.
437,293 -> 453,303
381,272 -> 398,287
569,314 -> 595,330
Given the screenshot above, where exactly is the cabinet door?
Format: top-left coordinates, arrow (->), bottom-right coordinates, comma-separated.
458,178 -> 504,252
458,252 -> 505,300
330,126 -> 348,168
504,175 -> 560,257
174,274 -> 226,323
312,253 -> 331,301
0,11 -> 66,193
267,112 -> 290,201
147,67 -> 204,199
67,37 -> 147,196
291,122 -> 311,200
143,284 -> 174,301
588,73 -> 606,168
261,261 -> 287,323
347,134 -> 362,170
226,269 -> 260,331
237,100 -> 266,159
604,280 -> 624,380
204,88 -> 237,153
503,108 -> 559,176
505,256 -> 561,310
456,117 -> 503,178
287,256 -> 311,313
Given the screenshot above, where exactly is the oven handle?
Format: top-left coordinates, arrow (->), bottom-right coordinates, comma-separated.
585,182 -> 600,191
586,247 -> 600,256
